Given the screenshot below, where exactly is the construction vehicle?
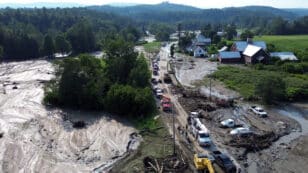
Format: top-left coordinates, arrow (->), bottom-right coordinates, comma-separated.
194,153 -> 215,173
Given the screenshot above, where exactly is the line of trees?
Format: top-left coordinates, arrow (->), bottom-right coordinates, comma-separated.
0,8 -> 141,60
44,37 -> 156,117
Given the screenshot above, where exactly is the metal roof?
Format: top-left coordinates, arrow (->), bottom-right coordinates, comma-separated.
270,52 -> 298,61
234,41 -> 267,52
243,45 -> 262,57
219,51 -> 241,59
196,34 -> 211,43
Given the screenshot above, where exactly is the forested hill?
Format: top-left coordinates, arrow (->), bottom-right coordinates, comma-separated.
285,8 -> 308,16
88,2 -> 298,29
0,8 -> 140,60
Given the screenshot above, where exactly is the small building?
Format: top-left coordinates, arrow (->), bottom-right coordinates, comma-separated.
194,46 -> 207,57
218,51 -> 242,63
194,34 -> 211,46
243,45 -> 270,64
270,52 -> 298,61
231,38 -> 267,53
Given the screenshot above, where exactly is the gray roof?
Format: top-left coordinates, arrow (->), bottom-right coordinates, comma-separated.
219,51 -> 241,59
270,52 -> 298,61
196,34 -> 211,43
234,41 -> 267,52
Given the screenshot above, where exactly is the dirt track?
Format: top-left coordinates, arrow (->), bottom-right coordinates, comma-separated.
0,60 -> 139,172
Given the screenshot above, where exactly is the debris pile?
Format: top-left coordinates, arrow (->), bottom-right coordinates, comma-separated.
143,155 -> 187,172
229,132 -> 279,151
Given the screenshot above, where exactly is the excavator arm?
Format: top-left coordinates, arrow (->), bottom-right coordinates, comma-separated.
194,154 -> 215,173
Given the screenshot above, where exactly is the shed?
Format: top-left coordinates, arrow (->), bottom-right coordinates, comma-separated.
194,46 -> 207,57
270,52 -> 298,61
218,51 -> 242,63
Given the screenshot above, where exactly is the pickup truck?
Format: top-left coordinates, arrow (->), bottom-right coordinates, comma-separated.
250,106 -> 267,118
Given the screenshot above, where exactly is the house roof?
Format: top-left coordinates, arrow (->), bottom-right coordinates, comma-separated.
219,51 -> 241,59
243,45 -> 262,57
270,52 -> 298,61
234,41 -> 267,52
196,34 -> 211,43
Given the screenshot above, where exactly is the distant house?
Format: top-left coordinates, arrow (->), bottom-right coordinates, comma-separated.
194,46 -> 207,57
218,51 -> 242,63
217,31 -> 225,37
194,34 -> 211,46
270,52 -> 298,61
231,38 -> 267,53
243,45 -> 270,64
186,34 -> 211,57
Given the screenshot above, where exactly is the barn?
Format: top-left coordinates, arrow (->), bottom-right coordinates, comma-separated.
243,45 -> 270,64
218,51 -> 242,63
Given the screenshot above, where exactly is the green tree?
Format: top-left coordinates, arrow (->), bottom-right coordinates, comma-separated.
104,38 -> 138,84
55,34 -> 71,54
170,44 -> 175,57
43,35 -> 55,57
67,21 -> 96,53
255,74 -> 286,104
240,30 -> 254,41
0,46 -> 3,62
129,53 -> 151,88
225,24 -> 237,40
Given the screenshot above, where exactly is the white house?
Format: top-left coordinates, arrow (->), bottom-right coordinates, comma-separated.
194,46 -> 207,57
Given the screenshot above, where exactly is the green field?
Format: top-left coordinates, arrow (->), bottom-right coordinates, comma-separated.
143,41 -> 161,53
255,35 -> 308,52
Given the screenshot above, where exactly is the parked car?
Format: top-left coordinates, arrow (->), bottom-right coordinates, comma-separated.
250,106 -> 267,117
230,127 -> 252,136
151,78 -> 158,85
197,130 -> 211,147
220,119 -> 235,128
153,70 -> 158,76
211,150 -> 236,173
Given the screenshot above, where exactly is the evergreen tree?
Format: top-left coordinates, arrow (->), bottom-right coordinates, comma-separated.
43,35 -> 55,57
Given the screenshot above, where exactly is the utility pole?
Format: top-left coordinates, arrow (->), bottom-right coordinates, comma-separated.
172,102 -> 176,156
209,77 -> 212,101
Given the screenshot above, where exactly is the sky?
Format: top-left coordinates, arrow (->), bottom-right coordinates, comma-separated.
0,0 -> 308,8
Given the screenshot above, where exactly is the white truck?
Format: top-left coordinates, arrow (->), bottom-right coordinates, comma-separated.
189,117 -> 211,147
250,106 -> 268,118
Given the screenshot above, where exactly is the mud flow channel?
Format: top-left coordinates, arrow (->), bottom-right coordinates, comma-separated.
0,60 -> 140,172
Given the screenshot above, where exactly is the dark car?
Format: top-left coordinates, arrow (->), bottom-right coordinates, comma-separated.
212,150 -> 236,173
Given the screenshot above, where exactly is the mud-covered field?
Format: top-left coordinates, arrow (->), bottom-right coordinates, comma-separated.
169,51 -> 308,173
0,60 -> 139,172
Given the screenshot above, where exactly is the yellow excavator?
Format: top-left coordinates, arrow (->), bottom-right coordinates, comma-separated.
194,153 -> 215,173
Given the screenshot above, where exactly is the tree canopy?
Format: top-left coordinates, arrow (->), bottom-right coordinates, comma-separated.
45,38 -> 155,117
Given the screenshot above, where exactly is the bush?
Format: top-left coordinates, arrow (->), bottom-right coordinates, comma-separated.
104,84 -> 156,116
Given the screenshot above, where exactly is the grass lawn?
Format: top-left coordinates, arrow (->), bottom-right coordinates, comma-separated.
212,66 -> 308,101
143,41 -> 161,53
254,35 -> 308,52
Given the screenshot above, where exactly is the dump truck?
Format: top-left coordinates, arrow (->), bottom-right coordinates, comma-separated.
194,153 -> 215,173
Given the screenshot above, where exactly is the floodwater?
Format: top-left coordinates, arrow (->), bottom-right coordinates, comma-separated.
0,60 -> 139,172
247,104 -> 308,173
